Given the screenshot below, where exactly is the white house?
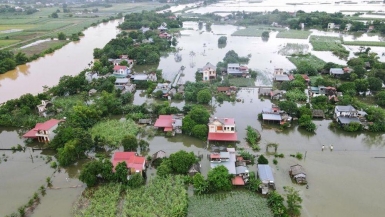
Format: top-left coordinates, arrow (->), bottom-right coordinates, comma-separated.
202,62 -> 216,81
208,117 -> 238,141
23,119 -> 62,142
334,105 -> 358,118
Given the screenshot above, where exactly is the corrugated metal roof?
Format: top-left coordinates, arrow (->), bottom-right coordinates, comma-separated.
262,113 -> 282,121
258,164 -> 274,183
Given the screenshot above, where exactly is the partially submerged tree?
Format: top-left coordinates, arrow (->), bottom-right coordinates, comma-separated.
207,165 -> 232,192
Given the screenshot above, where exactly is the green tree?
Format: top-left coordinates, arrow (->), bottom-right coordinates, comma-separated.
57,140 -> 78,166
197,89 -> 212,104
299,115 -> 316,132
169,150 -> 197,174
367,77 -> 382,92
376,91 -> 385,106
207,165 -> 232,192
193,173 -> 208,195
121,135 -> 138,151
15,52 -> 28,65
171,37 -> 178,46
79,160 -> 102,187
278,101 -> 298,116
114,162 -> 128,184
354,79 -> 369,93
181,115 -> 196,135
69,105 -> 102,129
154,90 -> 164,99
57,32 -> 66,40
297,61 -> 317,76
338,82 -> 356,94
189,105 -> 210,124
262,31 -> 270,38
257,155 -> 269,164
267,191 -> 288,217
284,186 -> 303,217
192,124 -> 208,140
127,173 -> 144,188
298,106 -> 312,117
156,159 -> 172,177
51,12 -> 58,18
343,122 -> 362,132
218,36 -> 227,44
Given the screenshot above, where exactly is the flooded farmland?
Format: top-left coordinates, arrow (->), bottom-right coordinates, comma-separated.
1,3 -> 385,216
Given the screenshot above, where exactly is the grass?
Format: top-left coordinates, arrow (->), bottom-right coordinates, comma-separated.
276,30 -> 311,39
0,39 -> 20,47
188,191 -> 273,217
24,21 -> 73,32
309,75 -> 323,85
20,40 -> 69,57
310,36 -> 349,59
288,54 -> 326,70
278,43 -> 309,56
89,119 -> 138,147
229,77 -> 255,87
343,41 -> 385,47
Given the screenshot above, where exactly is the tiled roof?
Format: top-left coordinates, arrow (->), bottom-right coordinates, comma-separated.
208,132 -> 238,141
23,119 -> 62,138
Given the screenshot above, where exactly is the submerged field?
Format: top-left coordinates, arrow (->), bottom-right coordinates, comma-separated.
310,36 -> 349,59
288,54 -> 326,70
276,30 -> 311,39
0,2 -> 161,50
188,191 -> 273,217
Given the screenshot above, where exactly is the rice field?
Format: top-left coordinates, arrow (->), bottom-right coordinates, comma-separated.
276,30 -> 312,39
24,21 -> 74,32
0,39 -> 20,47
188,191 -> 273,217
278,43 -> 309,56
231,28 -> 266,37
74,184 -> 122,217
343,41 -> 385,47
310,35 -> 349,59
288,54 -> 326,70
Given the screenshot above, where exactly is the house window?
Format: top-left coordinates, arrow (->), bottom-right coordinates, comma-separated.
217,126 -> 223,131
231,127 -> 234,131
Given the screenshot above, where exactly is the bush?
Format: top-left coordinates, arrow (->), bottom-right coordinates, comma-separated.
295,152 -> 303,160
257,155 -> 269,164
343,122 -> 362,132
273,159 -> 278,165
50,161 -> 57,169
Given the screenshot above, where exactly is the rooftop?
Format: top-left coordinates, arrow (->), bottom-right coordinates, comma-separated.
258,164 -> 274,183
232,176 -> 245,186
23,119 -> 62,138
335,105 -> 357,112
262,113 -> 282,121
112,152 -> 145,172
211,160 -> 236,174
202,62 -> 216,71
330,68 -> 344,74
274,74 -> 290,81
209,117 -> 235,125
208,132 -> 238,141
113,65 -> 127,71
337,116 -> 361,124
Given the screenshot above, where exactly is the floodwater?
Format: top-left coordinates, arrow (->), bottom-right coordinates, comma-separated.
1,9 -> 385,217
186,0 -> 385,13
0,19 -> 122,103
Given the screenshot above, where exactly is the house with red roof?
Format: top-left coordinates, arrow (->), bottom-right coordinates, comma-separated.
113,65 -> 130,77
112,152 -> 146,174
208,117 -> 238,142
154,114 -> 183,134
22,119 -> 62,142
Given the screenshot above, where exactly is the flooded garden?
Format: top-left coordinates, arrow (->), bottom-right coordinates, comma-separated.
2,5 -> 385,217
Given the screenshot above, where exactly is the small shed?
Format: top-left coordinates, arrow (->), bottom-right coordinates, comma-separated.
88,89 -> 97,96
189,163 -> 201,176
289,164 -> 307,184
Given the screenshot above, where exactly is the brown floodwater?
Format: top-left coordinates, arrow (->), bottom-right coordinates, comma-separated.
1,19 -> 385,217
0,19 -> 122,103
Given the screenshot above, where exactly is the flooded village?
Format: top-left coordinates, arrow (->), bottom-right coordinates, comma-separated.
2,0 -> 385,217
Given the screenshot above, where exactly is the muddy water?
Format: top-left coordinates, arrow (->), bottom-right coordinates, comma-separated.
0,19 -> 122,103
186,0 -> 385,13
1,18 -> 385,217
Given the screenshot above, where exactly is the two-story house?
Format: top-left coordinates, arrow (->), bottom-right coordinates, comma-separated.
227,63 -> 248,77
202,62 -> 216,81
23,119 -> 62,142
208,117 -> 238,141
334,105 -> 361,125
113,65 -> 130,77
